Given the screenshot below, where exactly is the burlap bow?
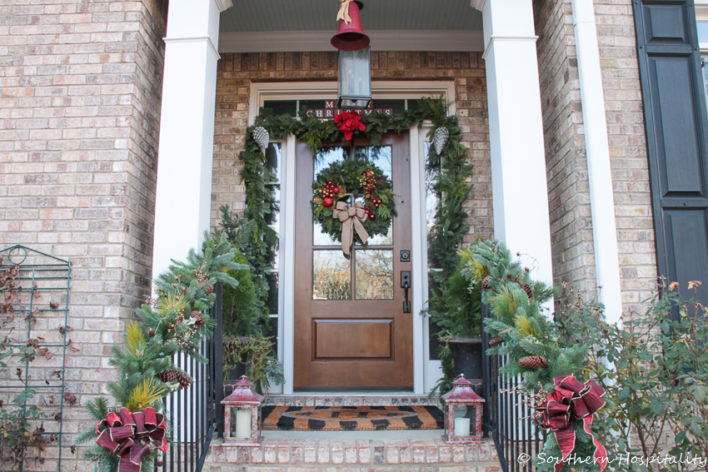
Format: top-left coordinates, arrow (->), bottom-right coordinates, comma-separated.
535,375 -> 607,472
96,407 -> 168,472
332,200 -> 369,256
336,0 -> 353,24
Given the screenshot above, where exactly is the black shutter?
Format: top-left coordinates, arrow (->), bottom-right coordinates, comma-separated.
633,0 -> 708,306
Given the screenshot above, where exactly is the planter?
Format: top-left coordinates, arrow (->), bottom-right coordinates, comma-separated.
446,337 -> 483,394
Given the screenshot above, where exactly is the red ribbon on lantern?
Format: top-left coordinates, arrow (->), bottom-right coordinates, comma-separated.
96,407 -> 168,472
334,111 -> 366,141
535,374 -> 607,472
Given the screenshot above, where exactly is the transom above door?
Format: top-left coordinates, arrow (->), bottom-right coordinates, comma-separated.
293,133 -> 413,390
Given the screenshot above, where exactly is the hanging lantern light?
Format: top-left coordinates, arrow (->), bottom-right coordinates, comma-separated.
332,1 -> 371,110
337,46 -> 371,110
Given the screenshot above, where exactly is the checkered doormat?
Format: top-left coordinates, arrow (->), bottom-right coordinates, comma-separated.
261,405 -> 444,431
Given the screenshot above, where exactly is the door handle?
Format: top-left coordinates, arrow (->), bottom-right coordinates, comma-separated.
401,271 -> 411,313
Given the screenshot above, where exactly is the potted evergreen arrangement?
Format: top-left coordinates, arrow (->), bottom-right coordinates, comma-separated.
218,207 -> 283,395
426,249 -> 483,394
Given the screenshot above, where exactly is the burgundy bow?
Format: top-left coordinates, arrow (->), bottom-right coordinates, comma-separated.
535,375 -> 607,472
96,407 -> 168,472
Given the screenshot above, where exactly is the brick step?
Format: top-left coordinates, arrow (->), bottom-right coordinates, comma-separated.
203,433 -> 501,472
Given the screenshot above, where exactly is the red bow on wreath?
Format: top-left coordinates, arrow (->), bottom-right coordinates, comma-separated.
535,375 -> 607,472
334,111 -> 366,141
96,407 -> 168,472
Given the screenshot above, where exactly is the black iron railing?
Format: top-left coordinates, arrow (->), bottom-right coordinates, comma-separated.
162,284 -> 224,472
482,304 -> 546,472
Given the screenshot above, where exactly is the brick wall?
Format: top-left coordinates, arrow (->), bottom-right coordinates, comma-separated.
0,0 -> 166,469
533,0 -> 657,313
212,51 -> 493,242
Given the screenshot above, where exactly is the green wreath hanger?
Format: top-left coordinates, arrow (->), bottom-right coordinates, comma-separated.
312,158 -> 395,256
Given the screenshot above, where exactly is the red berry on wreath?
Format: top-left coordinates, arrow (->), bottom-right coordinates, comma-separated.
323,197 -> 334,207
365,209 -> 370,214
369,214 -> 376,220
365,193 -> 371,199
333,186 -> 339,194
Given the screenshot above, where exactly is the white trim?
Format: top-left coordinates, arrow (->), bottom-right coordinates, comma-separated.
281,135 -> 297,395
412,125 -> 445,394
409,127 -> 425,394
572,0 -> 623,324
249,81 -> 456,124
219,30 -> 483,53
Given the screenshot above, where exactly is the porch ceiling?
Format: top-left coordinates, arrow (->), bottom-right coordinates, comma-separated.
219,0 -> 483,53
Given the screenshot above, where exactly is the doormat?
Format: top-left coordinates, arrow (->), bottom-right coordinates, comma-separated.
261,405 -> 444,431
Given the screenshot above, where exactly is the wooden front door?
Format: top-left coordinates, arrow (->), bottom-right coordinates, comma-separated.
294,133 -> 413,390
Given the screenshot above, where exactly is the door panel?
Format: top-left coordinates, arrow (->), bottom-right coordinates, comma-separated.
294,133 -> 413,389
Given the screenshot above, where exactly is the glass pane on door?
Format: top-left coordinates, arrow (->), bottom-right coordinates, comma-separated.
355,250 -> 394,299
313,250 -> 350,300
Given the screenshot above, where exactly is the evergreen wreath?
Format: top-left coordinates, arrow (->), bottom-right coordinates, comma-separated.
312,158 -> 395,243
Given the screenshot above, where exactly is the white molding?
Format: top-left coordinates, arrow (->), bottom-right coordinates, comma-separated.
282,135 -> 297,395
572,0 -> 623,324
409,126 -> 425,395
219,30 -> 483,53
248,80 -> 456,124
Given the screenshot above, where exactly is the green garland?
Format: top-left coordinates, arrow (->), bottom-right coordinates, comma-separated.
312,159 -> 395,243
237,98 -> 474,318
78,235 -> 241,470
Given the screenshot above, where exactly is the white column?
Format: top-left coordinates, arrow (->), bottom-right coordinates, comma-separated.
151,0 -> 232,280
572,0 -> 623,324
472,0 -> 554,290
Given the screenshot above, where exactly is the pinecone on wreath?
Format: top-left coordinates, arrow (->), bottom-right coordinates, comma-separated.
157,369 -> 192,389
481,275 -> 493,290
522,283 -> 534,299
518,355 -> 548,370
489,336 -> 502,347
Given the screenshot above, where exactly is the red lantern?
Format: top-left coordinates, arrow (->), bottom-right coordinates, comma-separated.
441,374 -> 485,443
221,376 -> 263,446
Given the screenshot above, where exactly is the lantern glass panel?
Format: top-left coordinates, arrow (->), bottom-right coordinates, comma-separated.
230,407 -> 253,439
338,47 -> 371,109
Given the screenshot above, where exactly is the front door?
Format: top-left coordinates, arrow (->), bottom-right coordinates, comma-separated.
293,133 -> 413,390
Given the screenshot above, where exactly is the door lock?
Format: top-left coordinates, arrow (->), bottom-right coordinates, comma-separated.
401,270 -> 411,313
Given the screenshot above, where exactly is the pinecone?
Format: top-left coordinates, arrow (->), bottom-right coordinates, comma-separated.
481,275 -> 493,290
252,126 -> 270,154
489,336 -> 502,347
157,370 -> 191,389
522,283 -> 534,299
191,310 -> 203,328
432,126 -> 449,154
518,355 -> 548,370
